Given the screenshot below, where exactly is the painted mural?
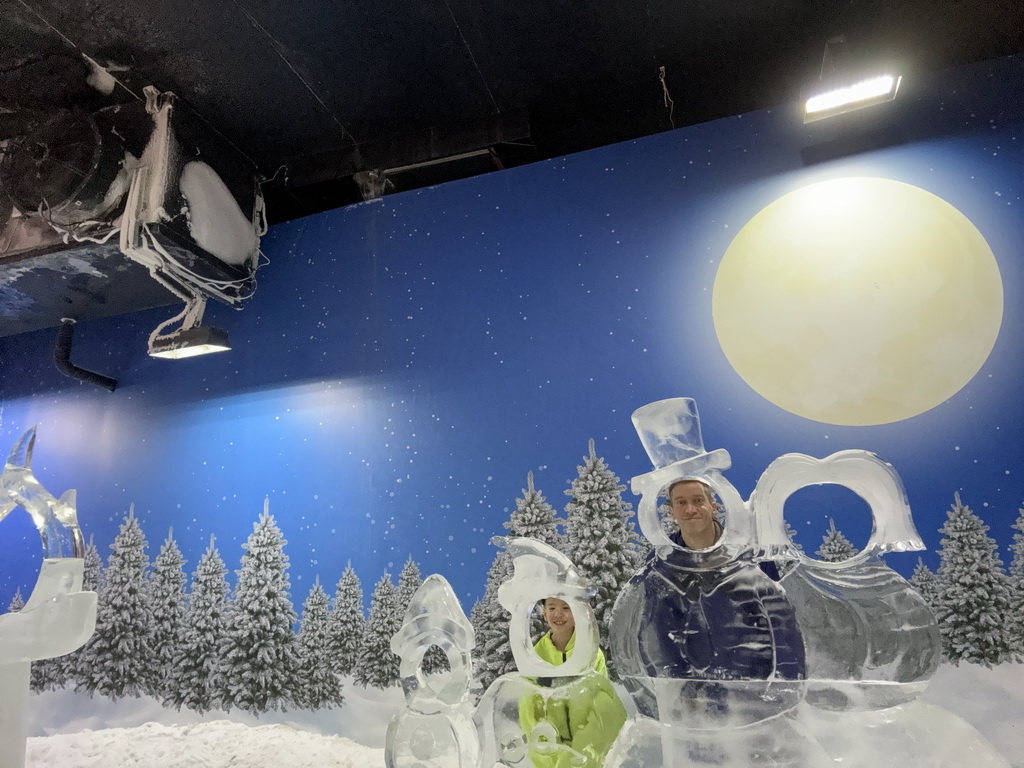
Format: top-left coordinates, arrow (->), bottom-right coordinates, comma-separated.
0,52 -> 1022,762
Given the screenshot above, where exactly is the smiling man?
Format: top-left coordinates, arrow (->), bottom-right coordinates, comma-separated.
667,479 -> 722,550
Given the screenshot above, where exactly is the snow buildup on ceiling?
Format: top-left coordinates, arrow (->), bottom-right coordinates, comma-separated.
179,161 -> 258,266
83,56 -> 117,96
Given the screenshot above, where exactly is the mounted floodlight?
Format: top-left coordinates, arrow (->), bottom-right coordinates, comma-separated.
803,35 -> 901,124
147,290 -> 230,359
148,324 -> 230,359
804,74 -> 901,123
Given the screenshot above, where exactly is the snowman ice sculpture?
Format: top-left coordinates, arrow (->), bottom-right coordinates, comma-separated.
475,538 -> 626,768
0,428 -> 97,768
386,574 -> 479,768
609,399 -> 807,724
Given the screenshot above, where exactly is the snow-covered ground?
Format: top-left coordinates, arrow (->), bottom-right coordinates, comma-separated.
24,665 -> 1024,767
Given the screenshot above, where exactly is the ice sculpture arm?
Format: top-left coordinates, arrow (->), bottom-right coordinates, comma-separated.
751,450 -> 925,563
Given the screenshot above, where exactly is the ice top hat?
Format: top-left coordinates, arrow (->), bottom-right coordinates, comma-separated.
631,398 -> 731,494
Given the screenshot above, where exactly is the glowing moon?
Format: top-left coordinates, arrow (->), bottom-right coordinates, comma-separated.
712,177 -> 1003,426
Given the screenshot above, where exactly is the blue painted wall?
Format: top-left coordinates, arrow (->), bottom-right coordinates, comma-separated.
2,55 -> 1022,608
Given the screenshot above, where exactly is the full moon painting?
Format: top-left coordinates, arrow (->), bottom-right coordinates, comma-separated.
712,177 -> 1003,426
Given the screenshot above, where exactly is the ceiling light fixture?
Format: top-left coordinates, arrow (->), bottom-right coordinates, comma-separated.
147,291 -> 231,360
803,36 -> 901,123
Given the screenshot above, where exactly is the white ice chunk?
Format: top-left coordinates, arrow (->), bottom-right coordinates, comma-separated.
179,161 -> 258,266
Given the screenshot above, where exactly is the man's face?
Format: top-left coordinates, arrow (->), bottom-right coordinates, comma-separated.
668,481 -> 716,539
543,598 -> 575,635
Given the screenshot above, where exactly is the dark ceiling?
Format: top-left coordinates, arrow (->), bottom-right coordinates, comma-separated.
0,0 -> 1022,346
4,0 -> 1023,224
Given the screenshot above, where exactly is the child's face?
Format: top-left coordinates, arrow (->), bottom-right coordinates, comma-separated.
543,598 -> 575,634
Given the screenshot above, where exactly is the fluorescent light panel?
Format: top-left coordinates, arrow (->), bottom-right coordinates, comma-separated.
804,74 -> 901,123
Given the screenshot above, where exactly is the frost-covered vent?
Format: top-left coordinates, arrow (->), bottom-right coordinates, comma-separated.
0,88 -> 264,334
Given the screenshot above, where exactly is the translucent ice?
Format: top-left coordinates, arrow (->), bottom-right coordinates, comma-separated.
0,560 -> 97,768
386,575 -> 479,768
611,399 -> 806,725
476,538 -> 626,768
1,427 -> 84,558
0,429 -> 97,768
751,451 -> 941,710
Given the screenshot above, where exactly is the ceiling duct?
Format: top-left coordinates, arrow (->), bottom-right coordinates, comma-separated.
0,86 -> 265,340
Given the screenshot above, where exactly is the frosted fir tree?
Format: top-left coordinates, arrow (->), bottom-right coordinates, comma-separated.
816,519 -> 857,562
470,549 -> 516,694
78,506 -> 153,698
147,530 -> 187,700
564,439 -> 642,641
170,536 -> 230,713
65,536 -> 104,690
296,579 -> 344,709
506,471 -> 563,548
933,493 -> 1017,666
6,589 -> 24,612
354,571 -> 402,689
396,556 -> 423,614
1008,508 -> 1024,657
220,503 -> 301,713
327,563 -> 365,676
910,557 -> 942,609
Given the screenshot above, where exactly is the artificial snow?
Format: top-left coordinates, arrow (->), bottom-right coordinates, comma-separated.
20,663 -> 1021,767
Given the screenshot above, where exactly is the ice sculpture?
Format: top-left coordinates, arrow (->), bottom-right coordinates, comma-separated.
1,428 -> 84,558
751,451 -> 942,711
0,428 -> 97,768
386,575 -> 479,768
609,398 -> 806,728
605,397 -> 1008,768
476,538 -> 626,768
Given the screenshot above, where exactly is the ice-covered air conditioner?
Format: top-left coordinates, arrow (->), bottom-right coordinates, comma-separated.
0,86 -> 265,341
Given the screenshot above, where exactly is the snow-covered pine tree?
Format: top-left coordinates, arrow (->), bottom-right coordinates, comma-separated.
470,549 -> 516,694
296,579 -> 344,709
327,563 -> 365,676
506,471 -> 562,547
1008,507 -> 1024,658
934,493 -> 1017,666
396,556 -> 423,615
564,439 -> 642,642
910,557 -> 942,609
66,536 -> 104,691
7,589 -> 23,612
816,519 -> 857,562
220,503 -> 301,713
354,570 -> 402,689
170,536 -> 230,713
147,530 -> 187,700
78,506 -> 153,698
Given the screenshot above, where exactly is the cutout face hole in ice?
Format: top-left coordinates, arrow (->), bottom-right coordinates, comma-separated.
782,484 -> 873,563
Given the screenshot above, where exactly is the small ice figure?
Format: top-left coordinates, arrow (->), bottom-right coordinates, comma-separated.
751,451 -> 942,711
0,428 -> 96,768
386,575 -> 479,768
609,398 -> 806,727
1,427 -> 84,558
476,538 -> 626,768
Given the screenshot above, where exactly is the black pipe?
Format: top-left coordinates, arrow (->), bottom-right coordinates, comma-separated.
53,319 -> 117,392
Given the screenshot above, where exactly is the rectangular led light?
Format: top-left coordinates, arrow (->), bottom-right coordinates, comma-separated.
149,325 -> 231,359
804,74 -> 901,123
